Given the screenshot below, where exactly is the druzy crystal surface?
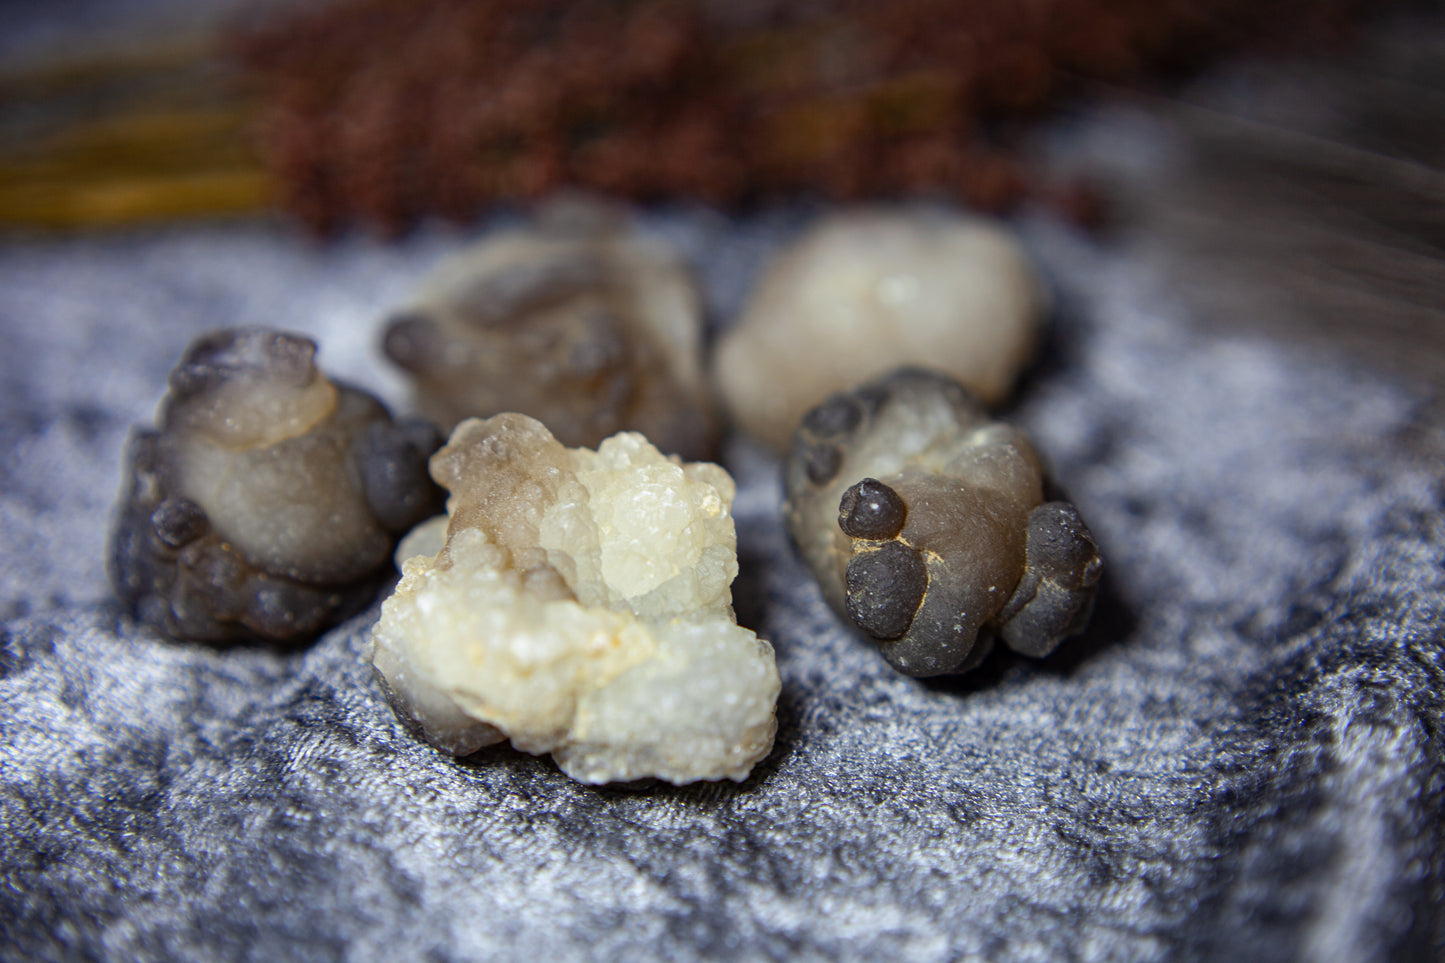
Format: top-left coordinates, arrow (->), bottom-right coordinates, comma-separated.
370,414 -> 779,785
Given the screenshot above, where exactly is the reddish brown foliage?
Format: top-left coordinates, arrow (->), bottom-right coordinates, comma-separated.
234,0 -> 1372,233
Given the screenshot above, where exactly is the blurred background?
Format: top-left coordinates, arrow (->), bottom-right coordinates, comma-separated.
3,0 -> 1442,386
0,3 -> 1428,222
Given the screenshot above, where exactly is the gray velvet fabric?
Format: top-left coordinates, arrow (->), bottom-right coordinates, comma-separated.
2,200 -> 1442,961
5,13 -> 1445,949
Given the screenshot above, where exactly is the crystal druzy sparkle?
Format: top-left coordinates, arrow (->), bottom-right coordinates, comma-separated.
371,414 -> 779,785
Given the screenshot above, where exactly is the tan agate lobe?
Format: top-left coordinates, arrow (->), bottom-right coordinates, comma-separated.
714,208 -> 1047,451
381,205 -> 718,461
370,413 -> 780,786
784,368 -> 1102,677
110,329 -> 444,645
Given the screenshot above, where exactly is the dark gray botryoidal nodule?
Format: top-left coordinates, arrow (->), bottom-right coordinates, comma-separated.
784,367 -> 1102,676
380,201 -> 720,462
109,328 -> 444,645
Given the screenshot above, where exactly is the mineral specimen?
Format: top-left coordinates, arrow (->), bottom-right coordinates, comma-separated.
110,329 -> 444,644
381,206 -> 718,460
370,413 -> 780,785
784,368 -> 1101,677
714,209 -> 1046,451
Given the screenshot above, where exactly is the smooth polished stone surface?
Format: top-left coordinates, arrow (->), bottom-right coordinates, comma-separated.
714,209 -> 1046,451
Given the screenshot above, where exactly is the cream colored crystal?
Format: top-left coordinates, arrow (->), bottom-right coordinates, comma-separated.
371,413 -> 780,785
714,208 -> 1047,450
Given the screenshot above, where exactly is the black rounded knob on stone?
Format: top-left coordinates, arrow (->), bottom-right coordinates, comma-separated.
844,541 -> 927,641
838,478 -> 907,541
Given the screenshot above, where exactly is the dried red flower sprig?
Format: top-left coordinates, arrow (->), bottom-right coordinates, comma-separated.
234,0 -> 1374,233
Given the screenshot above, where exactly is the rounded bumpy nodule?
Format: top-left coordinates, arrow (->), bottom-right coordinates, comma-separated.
380,203 -> 718,461
714,209 -> 1046,452
109,328 -> 445,645
784,367 -> 1102,677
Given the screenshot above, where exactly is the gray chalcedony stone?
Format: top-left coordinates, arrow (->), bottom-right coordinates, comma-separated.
110,328 -> 443,645
785,368 -> 1101,676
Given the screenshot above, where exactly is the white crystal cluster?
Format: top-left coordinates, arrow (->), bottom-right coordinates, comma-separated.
370,413 -> 779,785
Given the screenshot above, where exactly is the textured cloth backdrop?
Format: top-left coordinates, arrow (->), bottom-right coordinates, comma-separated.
2,197 -> 1442,961
6,11 -> 1445,940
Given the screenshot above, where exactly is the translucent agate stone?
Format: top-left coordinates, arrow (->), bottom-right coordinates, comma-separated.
784,368 -> 1101,677
382,205 -> 718,461
715,209 -> 1046,451
110,329 -> 443,644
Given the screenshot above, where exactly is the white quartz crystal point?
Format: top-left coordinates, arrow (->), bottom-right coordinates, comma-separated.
713,208 -> 1047,451
370,413 -> 780,785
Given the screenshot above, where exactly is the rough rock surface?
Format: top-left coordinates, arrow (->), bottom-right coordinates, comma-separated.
713,208 -> 1046,450
382,204 -> 718,460
371,414 -> 779,785
785,368 -> 1102,676
109,328 -> 443,644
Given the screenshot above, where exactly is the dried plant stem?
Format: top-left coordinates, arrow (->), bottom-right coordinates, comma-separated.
0,40 -> 270,230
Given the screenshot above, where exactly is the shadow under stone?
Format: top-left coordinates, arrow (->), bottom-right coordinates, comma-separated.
919,574 -> 1137,698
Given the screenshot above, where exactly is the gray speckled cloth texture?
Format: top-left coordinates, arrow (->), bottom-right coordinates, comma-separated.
4,75 -> 1445,959
2,204 -> 1442,962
